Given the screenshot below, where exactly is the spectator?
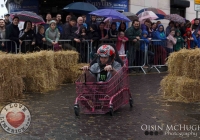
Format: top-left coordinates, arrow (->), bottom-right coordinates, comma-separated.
166,21 -> 175,36
140,30 -> 154,67
65,14 -> 71,24
152,24 -> 167,65
0,19 -> 6,51
108,22 -> 118,39
45,20 -> 60,50
192,31 -> 200,48
192,18 -> 200,34
43,13 -> 52,31
82,15 -> 87,29
174,22 -> 180,30
174,29 -> 184,51
183,28 -> 193,49
118,22 -> 127,33
156,21 -> 161,29
87,15 -> 98,32
19,20 -> 36,53
56,14 -> 64,39
79,26 -> 88,41
116,31 -> 128,55
62,17 -> 77,50
63,17 -> 79,42
35,25 -> 46,51
166,29 -> 177,56
104,20 -> 111,31
98,22 -> 108,40
75,17 -> 84,35
141,19 -> 151,32
6,16 -> 20,53
180,22 -> 186,37
125,19 -> 141,66
4,13 -> 11,27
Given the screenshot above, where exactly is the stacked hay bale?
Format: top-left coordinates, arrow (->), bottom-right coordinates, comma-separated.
0,50 -> 87,99
161,48 -> 200,102
23,51 -> 59,93
54,51 -> 87,83
0,53 -> 26,99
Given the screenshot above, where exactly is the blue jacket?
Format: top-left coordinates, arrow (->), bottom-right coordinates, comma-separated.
152,24 -> 166,46
192,33 -> 200,48
140,30 -> 150,52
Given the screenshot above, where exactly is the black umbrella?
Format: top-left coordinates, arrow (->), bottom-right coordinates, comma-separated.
10,11 -> 45,24
63,2 -> 98,14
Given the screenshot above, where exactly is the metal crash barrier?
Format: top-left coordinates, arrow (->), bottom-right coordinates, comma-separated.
0,39 -> 18,54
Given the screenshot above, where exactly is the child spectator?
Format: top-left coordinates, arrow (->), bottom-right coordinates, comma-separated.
183,28 -> 194,49
166,29 -> 177,56
140,30 -> 154,67
192,31 -> 200,48
174,29 -> 184,51
45,20 -> 60,50
35,25 -> 46,51
108,22 -> 118,39
79,26 -> 88,41
116,31 -> 128,55
152,24 -> 167,65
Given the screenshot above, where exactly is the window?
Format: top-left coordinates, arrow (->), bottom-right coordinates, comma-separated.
170,7 -> 186,17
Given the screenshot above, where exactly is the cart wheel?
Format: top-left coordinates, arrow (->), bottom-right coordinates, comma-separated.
109,108 -> 114,116
74,105 -> 80,116
129,98 -> 133,108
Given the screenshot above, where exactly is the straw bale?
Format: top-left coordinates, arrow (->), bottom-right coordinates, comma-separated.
54,51 -> 79,69
0,53 -> 27,83
24,51 -> 54,76
24,68 -> 58,93
167,49 -> 189,76
57,63 -> 88,83
0,76 -> 24,100
161,75 -> 200,103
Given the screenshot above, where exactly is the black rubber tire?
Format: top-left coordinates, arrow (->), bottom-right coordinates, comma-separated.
109,108 -> 114,116
74,107 -> 80,116
129,98 -> 133,108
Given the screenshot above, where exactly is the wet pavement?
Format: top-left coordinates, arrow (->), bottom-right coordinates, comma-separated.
1,73 -> 200,140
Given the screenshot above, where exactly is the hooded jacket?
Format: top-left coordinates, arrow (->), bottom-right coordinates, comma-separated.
174,30 -> 184,51
140,30 -> 150,51
183,28 -> 192,49
153,24 -> 166,46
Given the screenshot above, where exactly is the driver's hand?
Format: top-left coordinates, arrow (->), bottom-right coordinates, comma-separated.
104,65 -> 113,71
82,66 -> 89,71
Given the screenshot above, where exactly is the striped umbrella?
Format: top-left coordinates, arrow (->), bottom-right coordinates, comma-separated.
10,11 -> 45,24
136,7 -> 166,20
165,14 -> 185,23
138,11 -> 158,22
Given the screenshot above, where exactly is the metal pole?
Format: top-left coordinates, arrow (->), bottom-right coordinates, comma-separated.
196,11 -> 198,18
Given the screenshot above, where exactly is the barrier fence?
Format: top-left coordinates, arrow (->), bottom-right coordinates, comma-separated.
0,38 -> 192,74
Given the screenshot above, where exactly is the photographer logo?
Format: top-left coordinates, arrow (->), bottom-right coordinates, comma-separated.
0,103 -> 31,134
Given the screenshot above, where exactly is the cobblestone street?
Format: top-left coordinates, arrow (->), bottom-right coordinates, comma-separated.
1,73 -> 200,140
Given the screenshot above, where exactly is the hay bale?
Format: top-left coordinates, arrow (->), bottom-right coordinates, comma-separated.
167,49 -> 189,76
0,54 -> 26,83
54,51 -> 79,69
0,76 -> 24,100
182,49 -> 200,79
57,63 -> 88,83
24,68 -> 59,93
24,51 -> 54,76
161,75 -> 200,103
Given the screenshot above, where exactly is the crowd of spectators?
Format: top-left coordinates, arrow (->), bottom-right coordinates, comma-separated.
0,13 -> 199,65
